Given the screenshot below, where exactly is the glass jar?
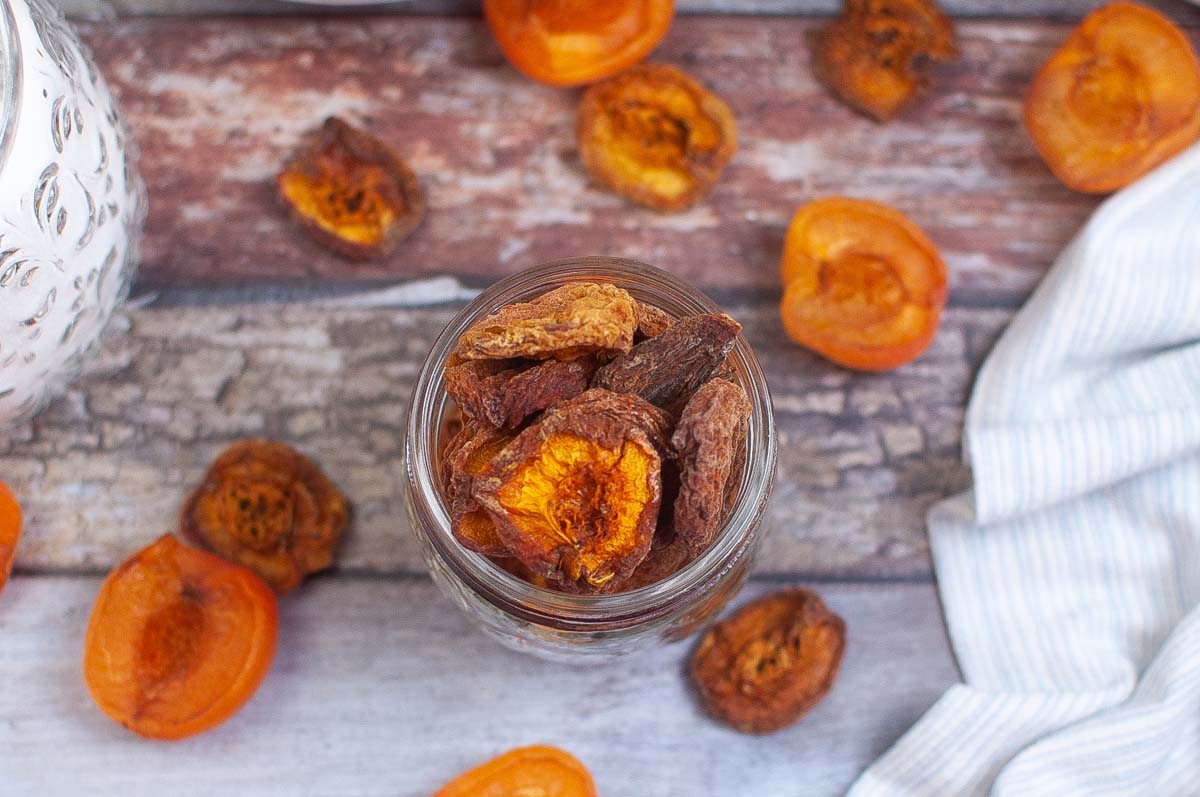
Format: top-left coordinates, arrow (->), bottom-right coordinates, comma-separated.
0,0 -> 146,427
404,257 -> 777,663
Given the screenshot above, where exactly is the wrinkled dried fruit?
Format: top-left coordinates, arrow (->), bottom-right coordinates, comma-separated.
635,300 -> 674,340
621,530 -> 695,590
442,419 -> 515,556
691,588 -> 846,734
83,534 -> 278,741
483,0 -> 674,87
474,389 -> 668,590
0,482 -> 21,596
592,313 -> 741,407
457,282 -> 638,361
780,197 -> 947,371
812,0 -> 958,122
1024,2 -> 1200,193
278,117 -> 425,260
578,64 -> 738,211
672,379 -> 751,552
434,745 -> 598,797
182,440 -> 349,595
446,356 -> 598,429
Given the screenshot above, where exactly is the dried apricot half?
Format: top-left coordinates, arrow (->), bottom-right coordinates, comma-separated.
473,390 -> 668,591
442,419 -> 516,557
83,534 -> 278,740
780,197 -> 947,371
1024,2 -> 1200,193
278,116 -> 425,260
484,0 -> 674,87
182,440 -> 349,595
0,481 -> 21,596
578,64 -> 738,211
691,588 -> 845,734
434,745 -> 598,797
445,356 -> 597,429
812,0 -> 958,122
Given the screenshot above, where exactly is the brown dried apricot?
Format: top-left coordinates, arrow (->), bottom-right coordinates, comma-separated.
278,117 -> 425,260
691,588 -> 846,734
578,64 -> 738,211
83,534 -> 278,740
181,440 -> 349,595
812,0 -> 958,122
620,530 -> 695,590
592,312 -> 741,407
0,481 -> 21,596
434,745 -> 597,797
671,379 -> 751,552
1024,2 -> 1200,193
457,282 -> 638,362
445,356 -> 597,429
635,300 -> 674,340
473,389 -> 668,590
442,419 -> 515,557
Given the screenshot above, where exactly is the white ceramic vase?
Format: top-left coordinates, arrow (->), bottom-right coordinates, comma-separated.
0,0 -> 145,427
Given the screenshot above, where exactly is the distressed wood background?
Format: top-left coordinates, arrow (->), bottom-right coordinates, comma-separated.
3,3 -> 1197,795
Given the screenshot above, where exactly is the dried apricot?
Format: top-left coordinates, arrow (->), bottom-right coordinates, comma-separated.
592,312 -> 741,407
473,389 -> 669,590
671,379 -> 751,552
483,0 -> 674,87
278,117 -> 425,260
457,282 -> 638,362
434,745 -> 597,797
83,534 -> 278,741
1024,2 -> 1200,193
0,482 -> 21,596
442,419 -> 515,557
780,197 -> 946,371
812,0 -> 958,122
635,300 -> 673,340
691,588 -> 845,734
621,530 -> 694,590
578,64 -> 738,211
182,440 -> 349,595
445,356 -> 597,429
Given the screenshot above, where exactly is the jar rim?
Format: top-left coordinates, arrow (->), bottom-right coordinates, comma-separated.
0,0 -> 23,172
404,257 -> 777,629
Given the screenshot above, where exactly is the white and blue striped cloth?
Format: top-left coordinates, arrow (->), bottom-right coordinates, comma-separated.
850,143 -> 1200,796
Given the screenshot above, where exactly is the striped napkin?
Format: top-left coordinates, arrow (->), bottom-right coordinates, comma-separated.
849,143 -> 1200,796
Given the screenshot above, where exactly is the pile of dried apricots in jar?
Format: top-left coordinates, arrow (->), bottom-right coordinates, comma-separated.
3,0 -> 1199,792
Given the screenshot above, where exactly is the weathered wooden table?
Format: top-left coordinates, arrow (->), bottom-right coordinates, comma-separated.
3,1 -> 1197,793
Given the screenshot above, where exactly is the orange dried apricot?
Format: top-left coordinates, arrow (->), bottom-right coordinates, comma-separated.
691,588 -> 845,734
1024,2 -> 1200,193
0,482 -> 21,595
182,440 -> 349,595
278,116 -> 425,260
83,534 -> 278,741
442,419 -> 515,557
812,0 -> 958,122
578,64 -> 738,211
483,0 -> 674,87
780,197 -> 947,371
434,745 -> 597,797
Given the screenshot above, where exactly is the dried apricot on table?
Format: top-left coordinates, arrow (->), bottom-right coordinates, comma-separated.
671,378 -> 752,553
691,588 -> 846,734
780,197 -> 947,371
592,312 -> 742,407
1024,2 -> 1200,193
434,745 -> 598,797
445,356 -> 597,429
578,64 -> 738,211
182,440 -> 349,595
83,534 -> 277,741
457,282 -> 639,362
278,116 -> 425,260
0,481 -> 21,596
483,0 -> 674,87
812,0 -> 958,122
442,419 -> 516,557
474,389 -> 668,590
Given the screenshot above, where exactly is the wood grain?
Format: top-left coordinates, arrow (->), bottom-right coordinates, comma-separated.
0,280 -> 1007,579
0,575 -> 958,796
74,15 -> 1145,298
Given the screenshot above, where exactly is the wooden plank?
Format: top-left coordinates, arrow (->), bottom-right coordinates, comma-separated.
0,280 -> 1007,579
0,575 -> 958,796
75,15 -> 1131,297
62,0 -> 1200,22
